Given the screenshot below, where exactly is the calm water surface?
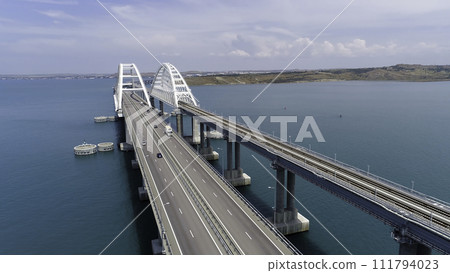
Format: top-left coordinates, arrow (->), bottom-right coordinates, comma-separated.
0,79 -> 448,254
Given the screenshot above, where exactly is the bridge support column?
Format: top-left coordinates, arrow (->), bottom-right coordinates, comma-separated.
159,101 -> 164,115
176,113 -> 184,136
227,139 -> 232,171
271,164 -> 309,235
150,96 -> 155,108
138,178 -> 149,201
119,121 -> 134,151
224,138 -> 251,186
199,124 -> 219,161
286,171 -> 297,220
275,166 -> 285,224
191,116 -> 200,144
392,227 -> 432,255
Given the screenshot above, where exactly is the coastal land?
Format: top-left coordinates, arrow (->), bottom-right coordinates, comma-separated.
183,64 -> 450,86
2,64 -> 449,85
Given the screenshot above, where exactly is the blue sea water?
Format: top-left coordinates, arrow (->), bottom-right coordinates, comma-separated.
0,79 -> 449,254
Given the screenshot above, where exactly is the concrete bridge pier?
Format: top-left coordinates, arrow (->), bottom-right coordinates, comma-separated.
159,100 -> 164,115
119,121 -> 134,151
138,178 -> 149,201
190,116 -> 201,144
224,139 -> 251,186
150,96 -> 155,108
176,112 -> 184,136
199,123 -> 219,161
271,164 -> 309,235
392,227 -> 432,255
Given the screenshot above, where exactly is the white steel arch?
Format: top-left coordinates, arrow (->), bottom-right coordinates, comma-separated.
149,63 -> 197,108
113,63 -> 151,117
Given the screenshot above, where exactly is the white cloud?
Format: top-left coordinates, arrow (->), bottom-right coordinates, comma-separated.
228,49 -> 250,57
37,10 -> 78,21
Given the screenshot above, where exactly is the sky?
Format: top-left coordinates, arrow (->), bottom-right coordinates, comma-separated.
0,0 -> 449,74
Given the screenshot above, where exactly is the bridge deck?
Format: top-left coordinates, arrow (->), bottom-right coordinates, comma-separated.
123,92 -> 297,255
179,101 -> 450,254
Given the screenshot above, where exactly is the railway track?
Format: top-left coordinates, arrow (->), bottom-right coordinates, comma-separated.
180,102 -> 450,233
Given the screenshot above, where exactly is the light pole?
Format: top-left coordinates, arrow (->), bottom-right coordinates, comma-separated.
268,186 -> 276,224
411,180 -> 415,192
367,165 -> 370,174
289,135 -> 292,144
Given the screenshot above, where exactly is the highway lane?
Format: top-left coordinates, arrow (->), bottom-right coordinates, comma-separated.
125,92 -> 297,254
151,120 -> 292,254
123,93 -> 225,254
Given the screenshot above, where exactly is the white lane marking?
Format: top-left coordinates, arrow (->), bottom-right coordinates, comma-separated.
164,178 -> 167,183
170,191 -> 174,197
185,159 -> 188,163
193,168 -> 196,172
154,159 -> 157,162
213,192 -> 217,198
245,232 -> 252,240
189,230 -> 194,238
159,167 -> 161,171
180,151 -> 182,155
227,209 -> 232,216
202,179 -> 206,183
179,208 -> 183,215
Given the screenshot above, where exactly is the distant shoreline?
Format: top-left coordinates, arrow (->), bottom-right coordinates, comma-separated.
184,64 -> 450,86
2,64 -> 450,84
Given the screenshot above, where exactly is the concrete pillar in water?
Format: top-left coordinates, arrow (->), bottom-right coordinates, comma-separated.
200,123 -> 205,149
176,113 -> 183,136
286,171 -> 295,212
206,126 -> 211,148
191,116 -> 201,144
234,142 -> 241,170
393,228 -> 432,255
150,96 -> 155,108
159,100 -> 164,113
275,166 -> 285,224
227,139 -> 233,171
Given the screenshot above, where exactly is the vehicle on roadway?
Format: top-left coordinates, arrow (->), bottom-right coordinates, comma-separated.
157,153 -> 162,158
165,125 -> 173,137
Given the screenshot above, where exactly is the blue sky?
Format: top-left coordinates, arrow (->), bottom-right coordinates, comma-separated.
1,0 -> 449,74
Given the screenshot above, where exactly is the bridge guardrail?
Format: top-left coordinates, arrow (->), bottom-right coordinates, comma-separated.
273,147 -> 450,241
177,130 -> 302,255
126,107 -> 173,255
156,131 -> 239,254
190,105 -> 450,210
202,105 -> 450,207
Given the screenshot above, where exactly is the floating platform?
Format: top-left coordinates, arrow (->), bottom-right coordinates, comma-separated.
94,116 -> 107,123
98,142 -> 114,152
74,142 -> 97,156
